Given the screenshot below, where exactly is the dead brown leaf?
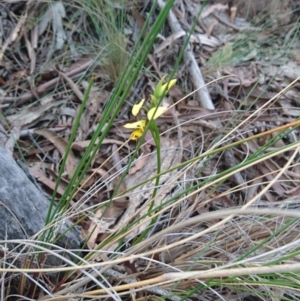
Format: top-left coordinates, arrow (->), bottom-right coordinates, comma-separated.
72,138 -> 123,152
29,167 -> 65,196
35,129 -> 78,179
6,97 -> 64,128
154,30 -> 186,56
257,163 -> 285,197
0,6 -> 28,63
200,3 -> 228,19
278,100 -> 300,117
87,209 -> 103,250
128,154 -> 149,175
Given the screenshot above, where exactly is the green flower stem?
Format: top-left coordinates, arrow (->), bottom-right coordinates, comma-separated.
149,120 -> 161,203
133,120 -> 161,245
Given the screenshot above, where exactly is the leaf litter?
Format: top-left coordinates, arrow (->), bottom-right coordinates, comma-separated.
1,0 -> 300,299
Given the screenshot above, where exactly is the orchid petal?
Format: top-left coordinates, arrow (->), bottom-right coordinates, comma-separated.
153,75 -> 166,99
167,79 -> 177,90
132,99 -> 145,116
159,83 -> 168,95
147,106 -> 168,120
153,77 -> 177,100
130,128 -> 143,140
150,94 -> 157,104
123,120 -> 146,129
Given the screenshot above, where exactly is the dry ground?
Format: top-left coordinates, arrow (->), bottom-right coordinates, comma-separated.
1,0 -> 300,300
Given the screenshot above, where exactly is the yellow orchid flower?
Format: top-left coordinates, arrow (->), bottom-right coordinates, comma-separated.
158,79 -> 177,96
123,76 -> 176,140
124,101 -> 167,140
123,120 -> 146,140
151,75 -> 177,104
